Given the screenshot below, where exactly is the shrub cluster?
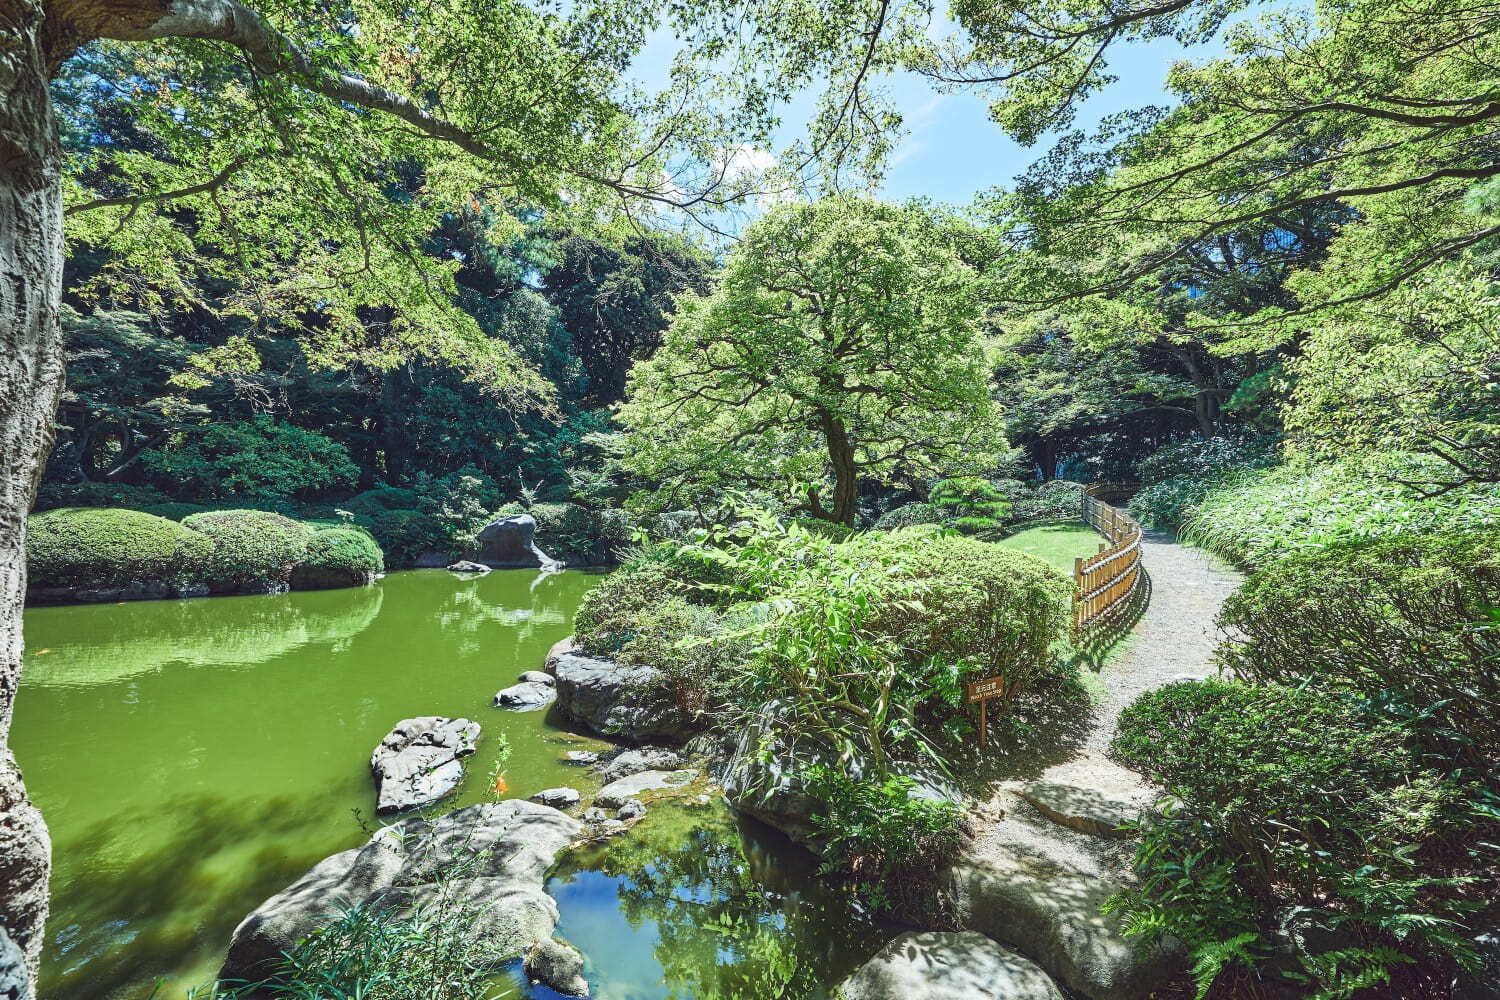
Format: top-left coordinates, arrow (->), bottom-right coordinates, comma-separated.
292,528 -> 385,590
1130,436 -> 1276,532
26,507 -> 214,592
181,510 -> 314,592
873,502 -> 945,530
141,415 -> 359,502
1111,680 -> 1487,999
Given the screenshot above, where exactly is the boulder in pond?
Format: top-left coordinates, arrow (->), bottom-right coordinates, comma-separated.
526,937 -> 589,997
220,801 -> 581,984
594,769 -> 695,809
494,678 -> 557,711
562,750 -> 600,766
839,931 -> 1063,1000
596,747 -> 682,784
474,513 -> 562,570
370,716 -> 480,814
531,787 -> 581,809
446,560 -> 490,574
547,638 -> 697,744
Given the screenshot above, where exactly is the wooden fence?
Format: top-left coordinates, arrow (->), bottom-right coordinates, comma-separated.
1073,482 -> 1144,638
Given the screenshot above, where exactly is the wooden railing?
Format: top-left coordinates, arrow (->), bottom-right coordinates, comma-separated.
1073,482 -> 1144,638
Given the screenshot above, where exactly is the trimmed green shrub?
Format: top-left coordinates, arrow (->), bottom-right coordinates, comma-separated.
182,509 -> 313,592
291,528 -> 385,590
1110,680 -> 1486,998
873,502 -> 945,530
142,415 -> 359,501
1181,458 -> 1500,569
928,476 -> 1010,533
26,507 -> 213,591
139,502 -> 211,521
1217,531 -> 1500,763
1010,478 -> 1084,523
344,487 -> 423,516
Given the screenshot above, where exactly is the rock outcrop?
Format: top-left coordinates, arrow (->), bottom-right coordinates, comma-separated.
474,514 -> 562,570
531,787 -> 581,809
494,670 -> 557,711
595,747 -> 682,784
594,769 -> 695,809
839,931 -> 1063,1000
446,560 -> 490,574
221,801 -> 581,984
370,716 -> 480,814
546,638 -> 697,743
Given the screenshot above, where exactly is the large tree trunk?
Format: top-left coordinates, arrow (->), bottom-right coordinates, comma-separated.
0,2 -> 65,994
820,413 -> 860,526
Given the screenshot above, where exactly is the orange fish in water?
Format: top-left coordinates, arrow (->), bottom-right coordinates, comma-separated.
492,774 -> 508,795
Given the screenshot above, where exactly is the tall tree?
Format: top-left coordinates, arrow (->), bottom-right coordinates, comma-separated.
618,196 -> 1007,525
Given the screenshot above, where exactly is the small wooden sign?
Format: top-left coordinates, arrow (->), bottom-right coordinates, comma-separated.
966,675 -> 1005,747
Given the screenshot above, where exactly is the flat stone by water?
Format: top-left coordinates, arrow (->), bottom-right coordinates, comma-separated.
595,769 -> 695,809
839,931 -> 1063,1000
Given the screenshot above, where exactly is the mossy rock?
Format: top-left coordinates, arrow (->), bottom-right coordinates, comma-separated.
182,509 -> 313,593
26,507 -> 215,598
292,528 -> 385,590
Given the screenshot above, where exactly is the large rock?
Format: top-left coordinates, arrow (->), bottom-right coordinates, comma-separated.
446,560 -> 490,574
474,514 -> 562,570
839,931 -> 1063,1000
594,769 -> 695,809
719,700 -> 959,848
370,716 -> 480,814
525,937 -> 589,997
1007,754 -> 1157,840
547,638 -> 697,743
494,680 -> 557,711
0,925 -> 29,1000
531,787 -> 581,809
596,747 -> 682,784
220,801 -> 581,984
921,790 -> 1181,1000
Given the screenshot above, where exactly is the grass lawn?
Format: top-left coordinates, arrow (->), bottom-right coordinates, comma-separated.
994,518 -> 1103,575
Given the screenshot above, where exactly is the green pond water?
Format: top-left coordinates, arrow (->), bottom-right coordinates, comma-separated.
13,569 -> 888,1000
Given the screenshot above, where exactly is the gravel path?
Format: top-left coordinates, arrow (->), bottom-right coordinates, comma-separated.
1085,530 -> 1243,753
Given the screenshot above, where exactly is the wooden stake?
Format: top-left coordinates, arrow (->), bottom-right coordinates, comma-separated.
979,697 -> 987,748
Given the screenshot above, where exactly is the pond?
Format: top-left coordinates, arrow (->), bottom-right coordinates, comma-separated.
13,570 -> 888,999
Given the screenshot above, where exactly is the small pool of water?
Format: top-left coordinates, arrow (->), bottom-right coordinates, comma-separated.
13,569 -> 887,999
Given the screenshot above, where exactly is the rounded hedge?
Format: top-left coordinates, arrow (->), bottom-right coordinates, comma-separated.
182,509 -> 313,592
140,502 -> 212,521
353,507 -> 450,567
873,502 -> 945,530
291,527 -> 384,590
1217,530 -> 1500,761
27,507 -> 214,591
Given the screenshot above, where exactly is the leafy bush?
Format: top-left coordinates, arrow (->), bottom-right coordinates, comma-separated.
1110,680 -> 1486,999
139,502 -> 211,521
33,480 -> 170,512
142,415 -> 359,501
182,509 -> 313,592
354,507 -> 452,567
291,528 -> 385,590
928,476 -> 1010,533
574,562 -> 690,655
1181,458 -> 1500,569
1009,478 -> 1085,522
1131,436 -> 1277,532
1217,531 -> 1500,765
529,501 -> 630,562
873,502 -> 946,530
806,766 -> 963,886
344,487 -> 423,516
26,507 -> 213,591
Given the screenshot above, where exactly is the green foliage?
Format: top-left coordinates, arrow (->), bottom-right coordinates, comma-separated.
1217,531 -> 1500,765
354,508 -> 452,568
34,480 -> 170,512
1130,437 -> 1277,532
181,510 -> 313,592
1180,459 -> 1500,569
873,502 -> 946,530
292,529 -> 385,590
139,502 -> 211,521
529,502 -> 629,562
26,507 -> 213,591
1008,479 -> 1085,523
142,416 -> 359,502
1111,680 -> 1487,998
344,488 -> 424,516
805,766 -> 963,886
619,196 -> 1008,524
928,477 -> 1009,533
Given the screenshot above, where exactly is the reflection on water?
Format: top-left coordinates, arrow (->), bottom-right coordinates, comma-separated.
548,801 -> 888,1000
16,569 -> 888,1000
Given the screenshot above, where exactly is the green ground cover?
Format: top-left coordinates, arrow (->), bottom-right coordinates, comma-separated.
993,519 -> 1102,576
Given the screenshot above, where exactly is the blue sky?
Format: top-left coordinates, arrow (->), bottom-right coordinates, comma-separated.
629,16 -> 1234,211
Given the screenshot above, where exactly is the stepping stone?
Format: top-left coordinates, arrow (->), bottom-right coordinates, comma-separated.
839,930 -> 1063,1000
1007,753 -> 1157,839
596,747 -> 681,784
562,750 -> 600,766
595,769 -> 694,809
